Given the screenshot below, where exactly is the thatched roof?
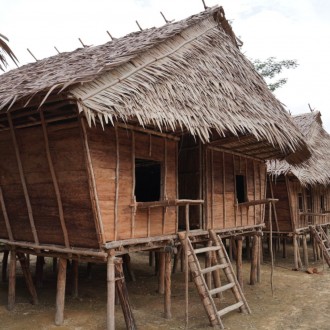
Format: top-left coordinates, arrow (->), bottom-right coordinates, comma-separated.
268,111 -> 330,186
0,6 -> 309,163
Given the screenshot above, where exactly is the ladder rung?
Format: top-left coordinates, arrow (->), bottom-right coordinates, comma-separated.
217,301 -> 244,317
201,264 -> 228,274
209,282 -> 235,296
194,246 -> 220,254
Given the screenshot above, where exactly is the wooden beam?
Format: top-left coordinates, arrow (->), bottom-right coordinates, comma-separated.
40,111 -> 70,249
164,251 -> 172,319
7,113 -> 39,245
208,145 -> 264,162
80,117 -> 105,245
7,249 -> 16,311
55,258 -> 67,325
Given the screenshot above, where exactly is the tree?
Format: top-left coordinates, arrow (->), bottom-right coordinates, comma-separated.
252,57 -> 298,91
0,33 -> 18,71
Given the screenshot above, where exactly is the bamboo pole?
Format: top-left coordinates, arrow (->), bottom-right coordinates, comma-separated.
164,251 -> 172,319
55,258 -> 67,325
7,113 -> 39,245
17,252 -> 38,305
7,249 -> 16,311
107,256 -> 116,330
80,117 -> 104,245
40,111 -> 70,249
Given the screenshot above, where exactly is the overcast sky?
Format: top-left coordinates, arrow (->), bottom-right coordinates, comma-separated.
1,0 -> 329,131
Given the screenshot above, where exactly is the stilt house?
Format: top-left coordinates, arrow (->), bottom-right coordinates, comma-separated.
267,111 -> 330,269
0,6 -> 309,328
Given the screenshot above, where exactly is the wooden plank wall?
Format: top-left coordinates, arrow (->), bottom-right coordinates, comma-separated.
265,177 -> 293,233
205,149 -> 267,230
87,125 -> 177,241
0,117 -> 98,248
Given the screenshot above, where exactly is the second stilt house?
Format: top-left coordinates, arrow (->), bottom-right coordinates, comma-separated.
0,6 -> 310,328
267,111 -> 330,269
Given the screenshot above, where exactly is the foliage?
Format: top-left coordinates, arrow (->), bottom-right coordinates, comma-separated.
0,33 -> 18,71
252,57 -> 298,91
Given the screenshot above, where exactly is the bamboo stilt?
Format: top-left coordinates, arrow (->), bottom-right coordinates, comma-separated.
164,251 -> 172,319
17,252 -> 38,305
7,250 -> 16,311
55,258 -> 67,326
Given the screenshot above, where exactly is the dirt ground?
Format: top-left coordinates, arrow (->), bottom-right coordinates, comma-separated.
1,244 -> 330,330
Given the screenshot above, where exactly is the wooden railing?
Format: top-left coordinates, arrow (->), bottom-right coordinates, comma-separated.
298,211 -> 330,228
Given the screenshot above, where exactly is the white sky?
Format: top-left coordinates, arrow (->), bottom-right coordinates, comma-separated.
1,0 -> 329,131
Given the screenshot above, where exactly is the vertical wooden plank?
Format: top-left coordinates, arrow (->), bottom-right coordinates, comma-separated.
233,155 -> 237,227
7,113 -> 39,245
211,149 -> 214,229
163,138 -> 167,234
40,111 -> 70,248
7,249 -> 16,311
198,141 -> 203,229
107,256 -> 116,330
164,251 -> 172,319
0,187 -> 14,241
131,131 -> 136,238
253,161 -> 256,225
114,126 -> 120,241
80,117 -> 104,245
55,258 -> 67,325
245,159 -> 249,226
176,140 -> 179,232
222,152 -> 226,229
205,148 -> 209,229
259,163 -> 262,225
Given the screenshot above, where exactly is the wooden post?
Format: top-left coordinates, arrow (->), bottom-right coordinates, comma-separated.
282,236 -> 287,258
236,237 -> 243,288
71,260 -> 79,298
35,256 -> 44,289
158,252 -> 165,294
257,235 -> 261,283
172,245 -> 181,273
211,251 -> 222,299
107,256 -> 116,330
17,253 -> 38,305
164,251 -> 172,319
7,249 -> 16,311
114,259 -> 137,329
302,234 -> 309,268
293,235 -> 299,270
2,250 -> 9,282
250,235 -> 258,285
55,258 -> 67,326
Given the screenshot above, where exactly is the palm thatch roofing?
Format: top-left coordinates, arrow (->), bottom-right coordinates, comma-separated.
268,111 -> 330,186
0,6 -> 310,163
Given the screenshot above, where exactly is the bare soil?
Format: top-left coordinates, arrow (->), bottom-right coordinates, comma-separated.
1,246 -> 330,330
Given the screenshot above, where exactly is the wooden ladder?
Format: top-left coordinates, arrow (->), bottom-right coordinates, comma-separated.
178,229 -> 251,329
310,225 -> 330,267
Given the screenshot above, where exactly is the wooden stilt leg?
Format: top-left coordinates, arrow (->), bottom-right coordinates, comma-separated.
211,251 -> 222,299
164,251 -> 172,319
282,237 -> 287,258
257,235 -> 261,283
297,241 -> 303,269
246,236 -> 251,260
302,234 -> 309,268
158,252 -> 165,294
250,236 -> 258,285
17,253 -> 38,305
2,250 -> 9,282
122,254 -> 135,282
172,245 -> 181,274
7,250 -> 16,311
107,256 -> 116,330
55,258 -> 67,326
35,256 -> 44,289
115,259 -> 136,329
293,235 -> 299,270
71,260 -> 78,298
236,237 -> 243,289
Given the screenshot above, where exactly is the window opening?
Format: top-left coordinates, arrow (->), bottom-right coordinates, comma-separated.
135,158 -> 161,202
235,175 -> 246,203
